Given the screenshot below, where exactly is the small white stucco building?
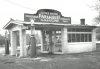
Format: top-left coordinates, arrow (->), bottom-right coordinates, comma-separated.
3,9 -> 97,57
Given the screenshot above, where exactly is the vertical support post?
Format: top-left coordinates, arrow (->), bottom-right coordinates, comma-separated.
48,31 -> 53,54
10,31 -> 17,56
92,28 -> 96,50
62,27 -> 68,53
5,31 -> 9,55
52,31 -> 56,53
19,28 -> 26,57
40,30 -> 44,52
19,29 -> 24,57
23,30 -> 27,56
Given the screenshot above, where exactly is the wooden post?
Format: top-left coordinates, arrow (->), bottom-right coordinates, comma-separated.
10,31 -> 17,56
19,29 -> 26,57
5,31 -> 9,55
40,30 -> 44,52
62,27 -> 68,53
92,28 -> 96,50
47,31 -> 53,54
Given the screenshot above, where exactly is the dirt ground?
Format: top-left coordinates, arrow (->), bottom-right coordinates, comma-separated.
0,52 -> 100,69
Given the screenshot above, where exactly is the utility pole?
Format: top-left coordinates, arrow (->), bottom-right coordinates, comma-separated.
30,19 -> 36,58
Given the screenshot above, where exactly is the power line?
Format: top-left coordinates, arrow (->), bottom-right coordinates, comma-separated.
4,0 -> 35,11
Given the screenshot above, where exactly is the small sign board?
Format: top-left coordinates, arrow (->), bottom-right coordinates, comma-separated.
24,9 -> 71,24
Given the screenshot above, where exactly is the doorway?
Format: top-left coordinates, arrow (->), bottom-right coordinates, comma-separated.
42,30 -> 62,54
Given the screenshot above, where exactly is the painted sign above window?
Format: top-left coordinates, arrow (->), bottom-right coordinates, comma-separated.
24,9 -> 71,24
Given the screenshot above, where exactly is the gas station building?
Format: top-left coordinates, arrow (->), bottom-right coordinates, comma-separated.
3,9 -> 97,57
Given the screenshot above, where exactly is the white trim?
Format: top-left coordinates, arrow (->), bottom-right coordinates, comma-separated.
68,32 -> 92,34
3,19 -> 96,29
53,52 -> 63,54
68,42 -> 92,44
41,51 -> 63,54
41,51 -> 49,53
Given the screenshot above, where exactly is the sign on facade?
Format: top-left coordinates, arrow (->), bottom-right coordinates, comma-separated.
24,9 -> 71,24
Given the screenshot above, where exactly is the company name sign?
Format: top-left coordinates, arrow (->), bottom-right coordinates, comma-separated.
24,9 -> 71,24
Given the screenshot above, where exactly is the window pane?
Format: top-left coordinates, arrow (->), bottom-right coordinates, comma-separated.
85,34 -> 92,42
76,28 -> 80,32
89,34 -> 92,42
76,34 -> 80,42
85,34 -> 88,42
68,28 -> 71,32
72,34 -> 75,42
56,35 -> 61,43
87,34 -> 90,42
68,34 -> 71,42
68,28 -> 92,32
81,34 -> 84,42
68,28 -> 76,32
85,29 -> 92,32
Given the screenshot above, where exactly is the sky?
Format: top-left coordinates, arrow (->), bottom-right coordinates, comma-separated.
0,0 -> 98,35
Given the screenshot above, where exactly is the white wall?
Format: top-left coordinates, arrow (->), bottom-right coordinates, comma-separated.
64,42 -> 94,53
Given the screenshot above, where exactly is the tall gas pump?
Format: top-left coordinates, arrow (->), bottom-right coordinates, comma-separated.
30,19 -> 36,58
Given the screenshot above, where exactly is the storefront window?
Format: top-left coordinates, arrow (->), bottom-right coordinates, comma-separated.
68,34 -> 92,42
68,28 -> 92,32
68,28 -> 92,42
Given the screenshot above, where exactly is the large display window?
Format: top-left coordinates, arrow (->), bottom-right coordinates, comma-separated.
68,28 -> 92,42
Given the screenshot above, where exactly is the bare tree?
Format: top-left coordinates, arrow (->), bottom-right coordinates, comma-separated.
94,0 -> 100,24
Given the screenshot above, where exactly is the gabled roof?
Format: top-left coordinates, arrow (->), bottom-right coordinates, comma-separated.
3,18 -> 31,29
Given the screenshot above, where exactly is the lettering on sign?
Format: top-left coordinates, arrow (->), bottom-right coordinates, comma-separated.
24,9 -> 71,24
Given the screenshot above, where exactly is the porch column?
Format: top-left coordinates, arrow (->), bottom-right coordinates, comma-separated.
92,28 -> 96,50
40,30 -> 45,52
19,29 -> 26,57
23,30 -> 27,56
53,31 -> 56,53
10,31 -> 17,56
62,27 -> 68,53
48,31 -> 53,53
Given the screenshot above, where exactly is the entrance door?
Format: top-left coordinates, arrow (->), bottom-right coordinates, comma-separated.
53,31 -> 62,53
43,30 -> 62,54
43,31 -> 53,53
